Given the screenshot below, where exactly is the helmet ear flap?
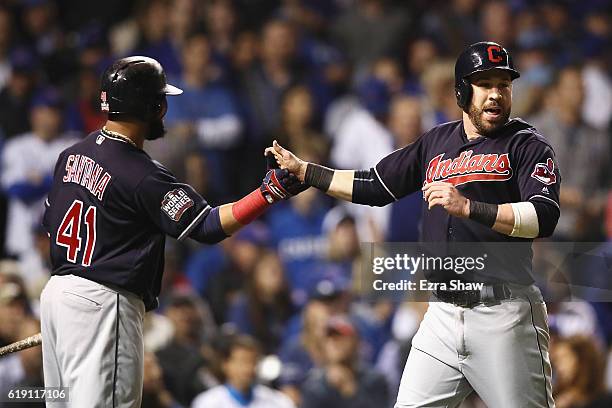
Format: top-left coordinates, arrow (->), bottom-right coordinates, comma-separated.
455,78 -> 472,111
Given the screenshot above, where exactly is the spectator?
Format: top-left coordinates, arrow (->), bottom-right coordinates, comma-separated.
230,31 -> 259,77
20,0 -> 68,84
156,291 -> 218,407
512,33 -> 555,118
274,85 -> 328,161
141,351 -> 183,408
278,296 -> 333,405
0,7 -> 13,91
0,48 -> 39,139
0,271 -> 32,346
1,87 -> 78,277
479,0 -> 514,49
580,12 -> 612,131
202,222 -> 270,324
133,0 -> 181,77
283,274 -> 390,365
331,0 -> 410,76
324,210 -> 360,279
330,76 -> 393,170
0,317 -> 43,402
268,187 -> 330,304
18,224 -> 52,290
168,0 -> 199,54
300,315 -> 389,408
205,0 -> 238,70
164,32 -> 243,200
375,301 -> 428,398
420,0 -> 480,56
191,335 -> 295,408
330,77 -> 394,240
71,65 -> 107,134
420,59 -> 461,128
403,37 -> 439,95
540,1 -> 578,65
552,335 -> 612,408
529,65 -> 609,240
227,251 -> 296,353
386,95 -> 424,242
372,56 -> 405,95
241,19 -> 299,144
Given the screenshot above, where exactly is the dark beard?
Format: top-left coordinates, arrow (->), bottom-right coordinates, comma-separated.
145,119 -> 166,140
468,104 -> 510,136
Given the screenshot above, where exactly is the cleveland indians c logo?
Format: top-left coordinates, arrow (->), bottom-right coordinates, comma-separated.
487,45 -> 503,63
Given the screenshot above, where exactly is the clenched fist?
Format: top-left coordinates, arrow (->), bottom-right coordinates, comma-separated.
422,181 -> 470,218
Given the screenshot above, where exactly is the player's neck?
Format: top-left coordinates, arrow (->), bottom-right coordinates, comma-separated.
104,120 -> 145,149
462,112 -> 483,141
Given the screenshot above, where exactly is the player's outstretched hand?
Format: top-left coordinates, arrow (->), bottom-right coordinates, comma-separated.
260,168 -> 307,204
422,181 -> 470,218
264,140 -> 308,182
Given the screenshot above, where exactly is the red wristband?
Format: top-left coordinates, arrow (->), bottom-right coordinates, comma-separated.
231,189 -> 270,225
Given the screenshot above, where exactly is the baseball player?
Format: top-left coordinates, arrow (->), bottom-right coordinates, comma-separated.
267,42 -> 560,408
39,56 -> 303,407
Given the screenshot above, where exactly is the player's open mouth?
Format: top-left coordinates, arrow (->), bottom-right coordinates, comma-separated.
483,106 -> 502,120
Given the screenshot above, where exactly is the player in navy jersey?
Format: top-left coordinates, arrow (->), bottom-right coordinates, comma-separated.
268,42 -> 560,407
39,56 -> 304,408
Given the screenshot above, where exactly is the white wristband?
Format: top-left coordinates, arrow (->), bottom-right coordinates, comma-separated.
510,202 -> 539,238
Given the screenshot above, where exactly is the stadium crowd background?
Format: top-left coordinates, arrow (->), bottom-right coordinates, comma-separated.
0,0 -> 611,407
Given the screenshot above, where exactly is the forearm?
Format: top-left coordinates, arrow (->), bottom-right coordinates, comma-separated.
327,169 -> 355,201
302,163 -> 394,206
468,200 -> 554,238
301,162 -> 353,200
190,190 -> 271,243
490,203 -> 514,235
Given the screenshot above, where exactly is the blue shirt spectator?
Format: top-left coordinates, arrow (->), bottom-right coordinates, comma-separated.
267,191 -> 329,303
165,33 -> 244,199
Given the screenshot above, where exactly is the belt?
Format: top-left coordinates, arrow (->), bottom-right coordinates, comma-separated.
434,283 -> 512,307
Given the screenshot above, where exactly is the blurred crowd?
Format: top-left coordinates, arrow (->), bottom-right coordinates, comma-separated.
0,0 -> 611,407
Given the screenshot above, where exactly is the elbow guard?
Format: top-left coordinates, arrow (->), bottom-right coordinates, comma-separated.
189,206 -> 228,244
509,201 -> 560,238
352,169 -> 395,207
509,202 -> 539,238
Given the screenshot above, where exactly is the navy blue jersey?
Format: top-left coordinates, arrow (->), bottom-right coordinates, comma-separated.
374,118 -> 561,284
43,130 -> 211,310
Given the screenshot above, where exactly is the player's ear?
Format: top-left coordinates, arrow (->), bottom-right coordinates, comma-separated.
157,97 -> 168,119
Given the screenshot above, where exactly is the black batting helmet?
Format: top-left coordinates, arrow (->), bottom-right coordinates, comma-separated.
454,42 -> 520,110
100,56 -> 182,121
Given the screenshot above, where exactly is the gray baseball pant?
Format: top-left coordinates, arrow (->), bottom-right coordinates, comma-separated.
395,284 -> 555,408
40,274 -> 145,408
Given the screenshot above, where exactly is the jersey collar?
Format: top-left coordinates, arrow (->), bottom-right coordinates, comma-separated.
225,384 -> 254,406
461,118 -> 531,144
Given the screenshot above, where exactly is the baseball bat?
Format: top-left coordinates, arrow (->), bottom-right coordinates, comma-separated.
0,333 -> 42,357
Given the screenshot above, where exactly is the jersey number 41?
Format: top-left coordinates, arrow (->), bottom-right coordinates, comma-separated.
56,199 -> 97,267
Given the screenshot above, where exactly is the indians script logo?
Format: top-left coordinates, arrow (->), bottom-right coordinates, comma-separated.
161,189 -> 194,222
425,150 -> 512,186
531,158 -> 556,185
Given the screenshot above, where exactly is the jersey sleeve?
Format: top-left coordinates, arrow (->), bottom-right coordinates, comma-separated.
514,139 -> 561,209
134,167 -> 212,241
373,135 -> 425,200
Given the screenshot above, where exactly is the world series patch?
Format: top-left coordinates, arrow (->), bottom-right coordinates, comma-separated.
161,188 -> 194,221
